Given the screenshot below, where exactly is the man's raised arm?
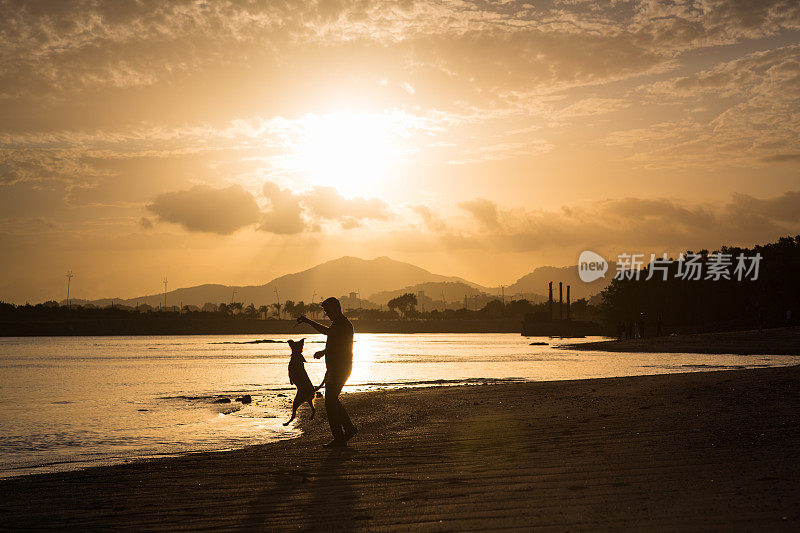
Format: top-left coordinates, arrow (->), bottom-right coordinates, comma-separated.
297,315 -> 329,334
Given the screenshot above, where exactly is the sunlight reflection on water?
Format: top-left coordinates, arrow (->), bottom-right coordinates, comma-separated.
0,333 -> 796,478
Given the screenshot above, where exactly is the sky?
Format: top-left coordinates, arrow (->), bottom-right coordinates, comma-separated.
1,0 -> 800,303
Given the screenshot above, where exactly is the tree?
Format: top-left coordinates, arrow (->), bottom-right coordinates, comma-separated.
269,302 -> 280,319
244,303 -> 257,318
291,301 -> 306,318
480,299 -> 506,318
283,300 -> 295,319
258,305 -> 270,319
201,302 -> 218,313
308,302 -> 322,319
229,302 -> 243,315
387,293 -> 418,318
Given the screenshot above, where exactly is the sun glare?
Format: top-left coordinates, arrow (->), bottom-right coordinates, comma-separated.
292,112 -> 399,196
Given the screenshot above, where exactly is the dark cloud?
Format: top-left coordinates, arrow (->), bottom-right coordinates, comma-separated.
139,216 -> 153,230
146,184 -> 261,234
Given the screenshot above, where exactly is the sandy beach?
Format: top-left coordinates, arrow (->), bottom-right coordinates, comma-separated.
2,365 -> 799,530
568,326 -> 800,355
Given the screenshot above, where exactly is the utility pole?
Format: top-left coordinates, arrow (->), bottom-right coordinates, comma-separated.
274,288 -> 280,318
65,271 -> 74,309
163,278 -> 168,309
501,285 -> 505,305
231,288 -> 237,304
441,290 -> 446,311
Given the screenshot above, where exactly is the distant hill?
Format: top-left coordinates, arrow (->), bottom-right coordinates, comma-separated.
505,263 -> 616,301
70,256 -> 611,309
369,281 -> 491,306
75,256 -> 476,308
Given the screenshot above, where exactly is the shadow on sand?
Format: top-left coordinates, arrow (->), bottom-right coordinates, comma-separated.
238,447 -> 363,530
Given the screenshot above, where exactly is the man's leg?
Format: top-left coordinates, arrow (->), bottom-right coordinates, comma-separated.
331,370 -> 356,438
325,376 -> 346,442
338,401 -> 355,433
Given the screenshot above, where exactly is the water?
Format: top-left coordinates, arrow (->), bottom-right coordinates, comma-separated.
1,333 -> 796,478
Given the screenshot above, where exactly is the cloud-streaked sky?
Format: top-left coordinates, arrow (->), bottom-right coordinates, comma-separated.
2,0 -> 800,303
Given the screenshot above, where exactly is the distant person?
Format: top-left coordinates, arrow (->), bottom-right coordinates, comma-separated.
297,297 -> 357,447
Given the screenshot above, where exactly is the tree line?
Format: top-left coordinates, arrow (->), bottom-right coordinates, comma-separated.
0,293 -> 601,323
600,235 -> 800,334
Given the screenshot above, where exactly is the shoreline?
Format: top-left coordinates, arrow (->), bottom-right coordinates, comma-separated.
565,326 -> 800,355
0,318 -> 526,336
2,366 -> 800,529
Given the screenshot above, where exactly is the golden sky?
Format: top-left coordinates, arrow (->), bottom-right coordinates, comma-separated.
2,0 -> 800,303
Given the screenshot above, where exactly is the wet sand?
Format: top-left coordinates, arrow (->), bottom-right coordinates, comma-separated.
568,326 -> 800,355
2,366 -> 800,530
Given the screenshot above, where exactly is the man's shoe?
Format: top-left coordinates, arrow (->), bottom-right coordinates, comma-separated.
323,439 -> 347,448
343,426 -> 359,442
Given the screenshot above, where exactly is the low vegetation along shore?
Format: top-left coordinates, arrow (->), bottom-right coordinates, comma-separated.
568,326 -> 800,355
2,366 -> 799,529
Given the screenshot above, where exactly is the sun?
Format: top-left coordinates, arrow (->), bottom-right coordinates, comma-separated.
292,112 -> 399,196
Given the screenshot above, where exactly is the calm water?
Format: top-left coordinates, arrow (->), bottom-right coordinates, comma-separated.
1,333 -> 796,478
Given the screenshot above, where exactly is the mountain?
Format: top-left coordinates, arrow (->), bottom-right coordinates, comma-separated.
72,256 -> 612,309
77,256 -> 476,308
369,281 -> 491,306
505,263 -> 616,301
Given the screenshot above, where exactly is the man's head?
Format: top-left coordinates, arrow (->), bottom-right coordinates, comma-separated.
321,297 -> 342,319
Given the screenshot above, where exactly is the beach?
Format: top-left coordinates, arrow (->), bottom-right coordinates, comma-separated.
2,365 -> 799,530
568,326 -> 800,355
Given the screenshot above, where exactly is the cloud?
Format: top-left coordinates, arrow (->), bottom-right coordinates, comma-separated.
611,43 -> 800,167
258,181 -> 306,235
728,191 -> 800,223
139,217 -> 153,230
258,182 -> 392,233
146,185 -> 261,234
144,180 -> 393,236
303,186 -> 390,225
0,217 -> 56,234
411,205 -> 446,232
419,192 -> 800,254
761,153 -> 800,163
459,198 -> 500,230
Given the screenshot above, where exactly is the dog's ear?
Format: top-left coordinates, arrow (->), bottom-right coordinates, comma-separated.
287,339 -> 295,348
298,338 -> 305,347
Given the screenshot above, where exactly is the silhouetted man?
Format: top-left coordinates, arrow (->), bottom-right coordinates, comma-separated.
297,297 -> 357,447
